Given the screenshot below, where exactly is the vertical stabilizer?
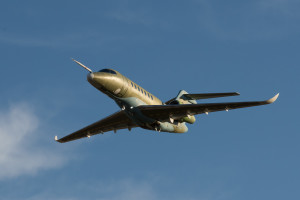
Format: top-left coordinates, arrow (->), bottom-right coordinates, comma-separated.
175,90 -> 197,104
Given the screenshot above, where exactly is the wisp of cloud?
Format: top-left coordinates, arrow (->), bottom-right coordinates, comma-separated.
0,103 -> 66,179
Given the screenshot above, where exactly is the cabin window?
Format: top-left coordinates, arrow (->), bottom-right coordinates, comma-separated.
141,89 -> 143,94
151,95 -> 153,100
145,92 -> 147,96
138,87 -> 140,91
148,93 -> 150,98
131,82 -> 133,87
98,69 -> 117,74
134,84 -> 137,89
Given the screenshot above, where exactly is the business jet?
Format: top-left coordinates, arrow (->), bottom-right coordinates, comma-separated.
55,59 -> 279,143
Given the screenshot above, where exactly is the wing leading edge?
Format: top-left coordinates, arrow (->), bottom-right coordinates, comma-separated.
55,110 -> 137,143
139,93 -> 279,122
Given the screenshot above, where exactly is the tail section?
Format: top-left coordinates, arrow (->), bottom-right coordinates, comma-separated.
165,90 -> 196,124
164,90 -> 240,124
175,90 -> 198,104
166,90 -> 197,105
165,91 -> 240,105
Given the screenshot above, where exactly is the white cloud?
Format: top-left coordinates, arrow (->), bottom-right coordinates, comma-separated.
0,103 -> 66,179
12,178 -> 157,200
95,179 -> 157,200
20,178 -> 200,200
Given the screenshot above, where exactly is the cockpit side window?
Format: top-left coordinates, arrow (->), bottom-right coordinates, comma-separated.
98,69 -> 117,74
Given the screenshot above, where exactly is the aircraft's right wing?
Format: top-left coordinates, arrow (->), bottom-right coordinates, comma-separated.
139,93 -> 279,122
55,110 -> 137,143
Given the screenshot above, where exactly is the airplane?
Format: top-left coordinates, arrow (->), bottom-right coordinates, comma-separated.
55,59 -> 279,143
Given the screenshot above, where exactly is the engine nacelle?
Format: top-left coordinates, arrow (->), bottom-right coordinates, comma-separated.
168,100 -> 196,124
180,115 -> 196,124
169,100 -> 180,105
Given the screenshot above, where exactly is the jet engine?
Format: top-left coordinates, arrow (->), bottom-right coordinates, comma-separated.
167,100 -> 196,124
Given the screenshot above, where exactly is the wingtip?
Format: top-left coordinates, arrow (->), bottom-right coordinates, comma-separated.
55,136 -> 58,141
266,93 -> 279,104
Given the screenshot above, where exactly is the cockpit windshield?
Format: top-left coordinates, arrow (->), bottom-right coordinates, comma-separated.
98,69 -> 117,74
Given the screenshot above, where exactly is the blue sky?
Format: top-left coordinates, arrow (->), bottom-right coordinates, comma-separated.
0,0 -> 299,199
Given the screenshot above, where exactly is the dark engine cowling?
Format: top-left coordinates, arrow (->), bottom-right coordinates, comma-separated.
167,100 -> 196,124
169,100 -> 180,105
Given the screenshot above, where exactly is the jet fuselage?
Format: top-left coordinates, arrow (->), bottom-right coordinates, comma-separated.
55,60 -> 279,143
87,69 -> 188,133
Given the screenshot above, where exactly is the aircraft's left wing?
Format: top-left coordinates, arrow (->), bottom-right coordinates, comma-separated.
139,93 -> 279,122
55,110 -> 137,143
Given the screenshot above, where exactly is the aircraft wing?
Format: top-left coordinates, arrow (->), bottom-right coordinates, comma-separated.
55,111 -> 137,143
139,93 -> 279,122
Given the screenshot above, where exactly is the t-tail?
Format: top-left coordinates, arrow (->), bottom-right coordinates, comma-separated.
165,90 -> 196,124
165,90 -> 241,124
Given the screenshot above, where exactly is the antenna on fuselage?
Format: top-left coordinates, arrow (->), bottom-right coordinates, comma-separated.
71,58 -> 93,73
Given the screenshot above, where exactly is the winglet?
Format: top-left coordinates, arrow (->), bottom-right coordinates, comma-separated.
55,136 -> 58,141
266,93 -> 279,104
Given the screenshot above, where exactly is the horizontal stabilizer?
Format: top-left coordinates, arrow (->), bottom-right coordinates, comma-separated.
183,92 -> 240,100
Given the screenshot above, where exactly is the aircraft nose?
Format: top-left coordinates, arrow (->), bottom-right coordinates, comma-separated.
87,73 -> 95,81
87,72 -> 108,87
